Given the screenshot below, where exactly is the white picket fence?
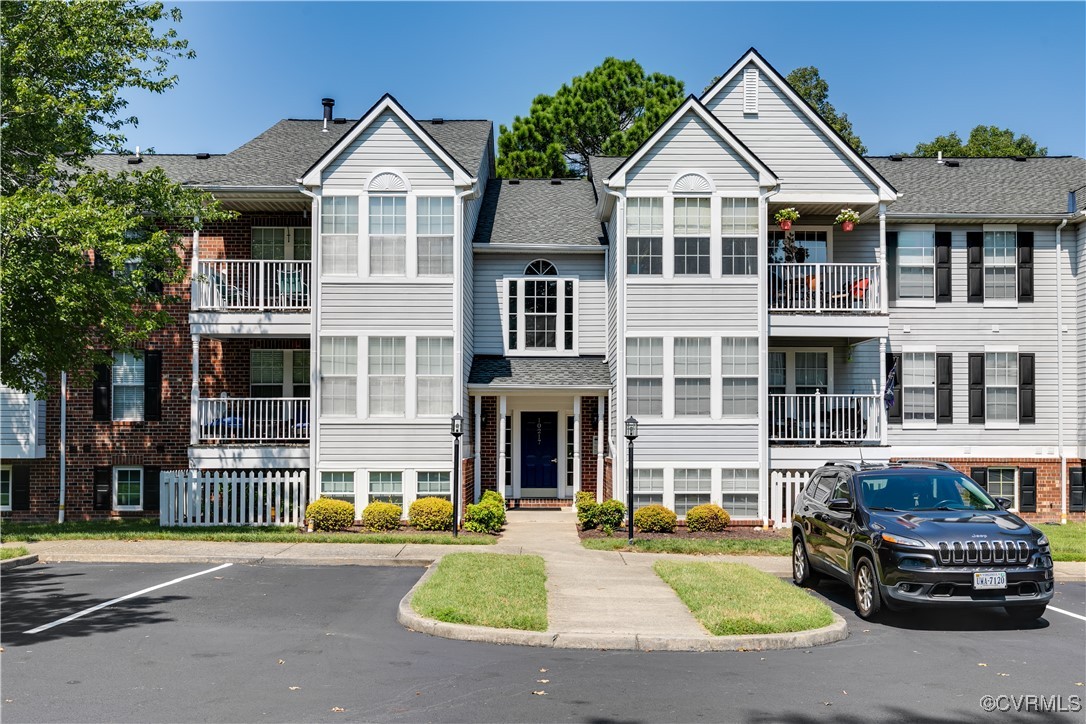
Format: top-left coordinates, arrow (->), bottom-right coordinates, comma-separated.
768,470 -> 811,529
160,470 -> 309,527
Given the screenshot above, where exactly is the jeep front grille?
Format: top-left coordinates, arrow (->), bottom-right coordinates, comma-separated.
936,539 -> 1030,566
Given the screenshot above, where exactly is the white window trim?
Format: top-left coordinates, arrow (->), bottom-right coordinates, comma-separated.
900,346 -> 938,431
0,464 -> 11,512
767,347 -> 835,395
319,335 -> 359,419
368,336 -> 407,418
319,470 -> 358,512
503,277 -> 580,356
250,349 -> 309,398
319,194 -> 362,279
768,225 -> 835,263
986,466 -> 1019,511
888,224 -> 936,306
674,337 -> 712,418
631,462 -> 762,519
111,352 -> 145,422
981,224 -> 1019,309
416,336 -> 454,418
113,466 -> 143,512
984,345 -> 1020,431
251,227 -> 311,261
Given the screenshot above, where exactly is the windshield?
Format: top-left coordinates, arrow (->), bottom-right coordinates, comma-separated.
856,471 -> 999,512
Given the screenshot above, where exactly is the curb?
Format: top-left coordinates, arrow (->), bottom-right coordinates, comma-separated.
397,563 -> 849,652
1,554 -> 40,571
30,553 -> 434,568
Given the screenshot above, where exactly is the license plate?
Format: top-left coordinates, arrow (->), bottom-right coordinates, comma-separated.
974,571 -> 1007,590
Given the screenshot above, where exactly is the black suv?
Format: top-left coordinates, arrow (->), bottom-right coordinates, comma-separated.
791,460 -> 1054,621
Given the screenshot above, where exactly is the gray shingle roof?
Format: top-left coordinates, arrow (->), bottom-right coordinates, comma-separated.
868,156 -> 1086,215
587,156 -> 625,203
468,356 -> 611,388
82,154 -> 225,185
473,178 -> 605,247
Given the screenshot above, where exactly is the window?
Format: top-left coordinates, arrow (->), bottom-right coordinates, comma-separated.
626,198 -> 663,275
626,338 -> 663,416
417,337 -> 453,416
674,468 -> 711,516
903,352 -> 936,424
794,352 -> 828,395
112,352 -> 144,421
984,230 -> 1016,300
369,196 -> 406,275
633,469 -> 664,510
369,471 -> 403,508
673,197 -> 710,275
721,468 -> 759,518
897,230 -> 935,300
674,338 -> 710,416
768,230 -> 828,264
417,471 -> 451,501
417,197 -> 453,276
320,472 -> 355,505
768,352 -> 786,395
721,198 -> 758,275
114,466 -> 143,510
566,415 -> 575,486
252,228 -> 286,260
250,350 -> 285,398
721,337 -> 757,417
368,337 -> 405,416
291,351 -> 311,398
524,278 -> 558,348
503,415 -> 513,491
985,352 -> 1018,423
321,196 -> 358,275
506,264 -> 576,353
0,466 -> 10,511
987,468 -> 1017,509
320,337 -> 357,416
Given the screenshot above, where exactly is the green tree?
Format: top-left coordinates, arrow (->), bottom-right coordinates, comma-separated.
913,125 -> 1047,157
497,58 -> 686,178
0,1 -> 232,394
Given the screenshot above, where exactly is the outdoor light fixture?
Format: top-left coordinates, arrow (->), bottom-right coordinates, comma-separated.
625,416 -> 638,544
624,416 -> 639,441
450,413 -> 464,439
450,413 -> 464,537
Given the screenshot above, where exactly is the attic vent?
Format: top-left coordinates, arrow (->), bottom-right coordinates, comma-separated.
889,154 -> 904,162
368,171 -> 408,192
672,172 -> 712,193
195,152 -> 210,160
944,160 -> 960,168
126,157 -> 142,164
743,67 -> 759,114
1014,156 -> 1028,162
333,117 -> 347,124
550,179 -> 562,185
431,118 -> 444,125
508,179 -> 520,185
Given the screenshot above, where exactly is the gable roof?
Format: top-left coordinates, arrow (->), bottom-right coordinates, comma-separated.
473,178 -> 605,248
586,156 -> 625,203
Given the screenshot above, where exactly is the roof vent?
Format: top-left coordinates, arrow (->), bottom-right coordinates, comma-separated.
431,118 -> 444,125
508,179 -> 520,185
944,160 -> 960,168
889,154 -> 904,162
1069,191 -> 1077,213
195,152 -> 210,160
127,146 -> 142,164
1014,156 -> 1028,162
321,98 -> 335,133
550,179 -> 562,185
333,117 -> 347,124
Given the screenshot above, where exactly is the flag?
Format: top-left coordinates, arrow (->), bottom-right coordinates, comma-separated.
883,358 -> 898,411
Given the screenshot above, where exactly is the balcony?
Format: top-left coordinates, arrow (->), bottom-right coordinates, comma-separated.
197,397 -> 310,444
191,260 -> 311,336
769,393 -> 882,446
768,263 -> 887,338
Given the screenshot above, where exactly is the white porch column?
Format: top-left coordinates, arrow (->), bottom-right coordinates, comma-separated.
596,394 -> 605,503
190,334 -> 201,446
879,336 -> 888,446
498,395 -> 508,497
473,395 -> 481,503
878,203 -> 888,314
573,395 -> 582,497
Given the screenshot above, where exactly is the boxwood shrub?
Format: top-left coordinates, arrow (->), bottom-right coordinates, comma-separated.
685,503 -> 731,532
575,490 -> 599,529
463,498 -> 505,534
362,500 -> 403,531
409,496 -> 453,531
634,503 -> 677,533
306,498 -> 355,531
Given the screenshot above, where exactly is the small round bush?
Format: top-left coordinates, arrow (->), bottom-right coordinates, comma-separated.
685,503 -> 731,532
480,489 -> 506,508
634,504 -> 677,533
362,500 -> 403,531
409,496 -> 453,531
306,498 -> 355,531
596,499 -> 626,531
576,491 -> 599,529
463,499 -> 504,534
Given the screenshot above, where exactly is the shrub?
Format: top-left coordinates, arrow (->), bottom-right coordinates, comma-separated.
576,491 -> 599,529
634,504 -> 677,533
463,499 -> 505,534
481,489 -> 506,508
362,500 -> 402,531
306,498 -> 355,531
596,499 -> 626,532
409,496 -> 453,531
685,503 -> 731,532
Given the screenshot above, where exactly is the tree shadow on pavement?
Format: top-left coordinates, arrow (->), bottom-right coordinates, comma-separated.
746,706 -> 1068,723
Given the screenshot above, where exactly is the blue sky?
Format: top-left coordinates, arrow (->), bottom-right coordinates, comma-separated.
127,1 -> 1086,158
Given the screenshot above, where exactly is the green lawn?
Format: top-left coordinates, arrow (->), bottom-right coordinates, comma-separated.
1039,522 -> 1086,562
0,519 -> 494,545
412,552 -> 548,631
1,546 -> 29,560
582,536 -> 790,557
654,560 -> 834,636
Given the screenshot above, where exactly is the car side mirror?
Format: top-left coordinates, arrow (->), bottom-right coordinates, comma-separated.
994,496 -> 1013,510
828,498 -> 853,512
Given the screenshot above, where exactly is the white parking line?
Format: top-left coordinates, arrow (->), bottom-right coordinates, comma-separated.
24,563 -> 233,635
1047,605 -> 1086,623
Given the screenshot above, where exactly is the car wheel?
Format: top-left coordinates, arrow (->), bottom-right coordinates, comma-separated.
853,557 -> 882,619
792,536 -> 820,588
1005,605 -> 1047,624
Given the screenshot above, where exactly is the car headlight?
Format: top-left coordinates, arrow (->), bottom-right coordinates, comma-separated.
1036,534 -> 1049,547
881,533 -> 926,548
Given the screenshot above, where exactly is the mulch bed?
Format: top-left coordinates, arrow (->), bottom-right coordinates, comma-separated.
311,524 -> 494,540
578,526 -> 787,541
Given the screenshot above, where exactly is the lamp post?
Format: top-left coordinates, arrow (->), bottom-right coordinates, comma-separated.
450,413 -> 463,538
624,416 -> 638,545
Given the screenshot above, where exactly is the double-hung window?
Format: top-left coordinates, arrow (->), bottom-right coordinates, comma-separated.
369,471 -> 403,508
902,352 -> 936,424
987,468 -> 1017,509
626,198 -> 663,275
674,338 -> 710,416
794,352 -> 829,394
721,337 -> 757,417
369,196 -> 406,276
673,197 -> 710,275
320,337 -> 357,416
417,197 -> 453,276
417,337 -> 453,416
633,469 -> 664,510
985,352 -> 1018,423
369,337 -> 405,416
321,196 -> 358,275
251,350 -> 310,399
417,471 -> 452,501
626,338 -> 663,416
983,230 -> 1016,301
320,472 -> 355,505
0,466 -> 11,511
114,466 -> 143,511
674,468 -> 711,516
721,468 -> 759,518
721,198 -> 759,275
896,229 -> 935,301
506,261 -> 576,353
112,352 -> 145,421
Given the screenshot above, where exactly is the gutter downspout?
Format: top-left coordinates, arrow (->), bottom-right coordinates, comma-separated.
454,184 -> 478,510
759,183 -> 782,526
604,186 -> 624,504
58,372 -> 67,523
1055,215 -> 1069,524
298,186 -> 320,507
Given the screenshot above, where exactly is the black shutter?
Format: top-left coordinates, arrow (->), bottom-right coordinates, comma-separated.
11,464 -> 31,511
1017,231 -> 1034,303
94,467 -> 112,511
93,362 -> 112,421
886,352 -> 902,424
935,231 -> 952,302
1018,353 -> 1035,424
143,466 -> 161,512
971,467 -> 988,490
967,231 -> 983,302
1018,468 -> 1037,513
1070,467 -> 1085,512
968,353 -> 985,423
886,231 -> 898,302
936,353 -> 953,424
144,350 -> 162,421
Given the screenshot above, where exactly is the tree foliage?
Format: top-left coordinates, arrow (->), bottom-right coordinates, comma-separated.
497,58 -> 685,178
912,125 -> 1047,158
0,1 -> 232,394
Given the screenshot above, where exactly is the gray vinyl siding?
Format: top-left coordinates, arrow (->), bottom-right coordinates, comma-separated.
321,283 -> 453,330
0,386 -> 41,456
767,338 -> 881,395
830,222 -> 879,263
606,214 -> 620,453
635,423 -> 758,463
318,422 -> 450,466
625,112 -> 760,192
703,62 -> 878,197
462,145 -> 492,413
322,110 -> 454,190
1075,223 -> 1086,449
625,283 -> 758,331
472,253 -> 606,355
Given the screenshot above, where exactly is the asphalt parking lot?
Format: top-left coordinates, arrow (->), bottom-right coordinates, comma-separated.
2,562 -> 1084,723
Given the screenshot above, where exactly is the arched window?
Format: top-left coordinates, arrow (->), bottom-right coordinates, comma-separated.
507,259 -> 576,353
525,259 -> 558,276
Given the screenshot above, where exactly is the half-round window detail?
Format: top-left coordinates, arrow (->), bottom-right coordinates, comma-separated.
671,172 -> 713,194
368,171 -> 408,192
525,259 -> 558,276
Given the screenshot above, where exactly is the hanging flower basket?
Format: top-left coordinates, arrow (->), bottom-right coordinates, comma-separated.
835,208 -> 860,232
774,207 -> 800,231
841,220 -> 855,232
778,219 -> 792,231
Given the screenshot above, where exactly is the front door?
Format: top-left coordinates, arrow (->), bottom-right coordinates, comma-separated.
520,412 -> 558,496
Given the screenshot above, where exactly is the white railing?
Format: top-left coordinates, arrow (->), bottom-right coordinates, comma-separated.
194,260 -> 311,310
769,393 -> 882,445
769,470 -> 810,529
769,263 -> 880,313
160,469 -> 308,527
198,397 -> 310,442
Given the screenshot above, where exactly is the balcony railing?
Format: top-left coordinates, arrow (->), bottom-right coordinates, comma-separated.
769,263 -> 881,313
194,260 -> 311,311
769,393 -> 882,445
197,397 -> 310,443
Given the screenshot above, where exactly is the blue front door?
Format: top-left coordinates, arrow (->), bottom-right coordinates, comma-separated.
520,412 -> 558,493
